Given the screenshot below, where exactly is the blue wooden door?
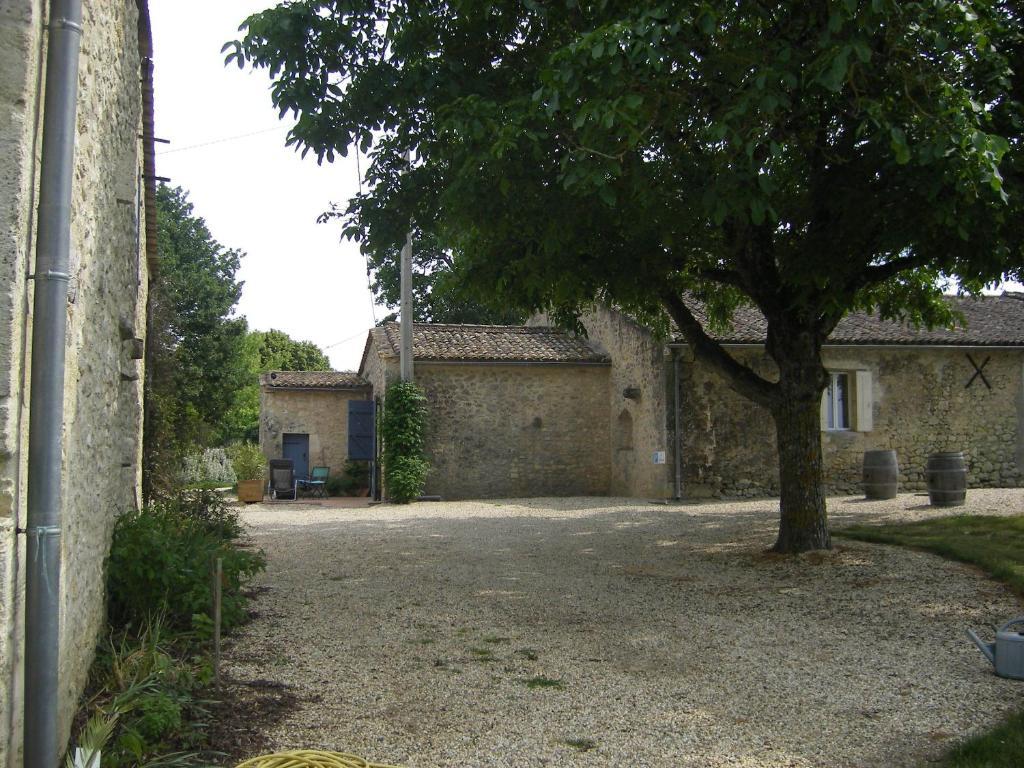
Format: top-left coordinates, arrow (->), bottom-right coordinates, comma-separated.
282,433 -> 309,479
348,400 -> 375,461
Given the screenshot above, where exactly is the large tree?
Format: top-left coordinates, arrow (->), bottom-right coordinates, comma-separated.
144,185 -> 249,494
229,1 -> 1022,552
221,329 -> 333,442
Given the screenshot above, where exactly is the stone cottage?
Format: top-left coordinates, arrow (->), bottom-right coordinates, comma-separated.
0,0 -> 155,763
260,294 -> 1024,501
259,371 -> 372,481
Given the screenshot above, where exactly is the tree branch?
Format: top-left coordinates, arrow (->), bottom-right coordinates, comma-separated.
850,252 -> 932,291
662,291 -> 777,408
695,265 -> 745,288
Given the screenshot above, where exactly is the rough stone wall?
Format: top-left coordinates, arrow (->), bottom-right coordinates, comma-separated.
260,388 -> 372,475
573,308 -> 673,498
359,333 -> 391,397
679,348 -> 780,497
0,0 -> 149,763
416,363 -> 611,499
681,346 -> 1024,497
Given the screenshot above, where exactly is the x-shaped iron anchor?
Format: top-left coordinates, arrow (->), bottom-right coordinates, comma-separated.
965,353 -> 991,390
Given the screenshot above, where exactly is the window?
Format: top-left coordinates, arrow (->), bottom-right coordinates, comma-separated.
824,372 -> 850,430
820,369 -> 874,432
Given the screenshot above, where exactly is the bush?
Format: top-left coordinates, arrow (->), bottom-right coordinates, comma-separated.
381,381 -> 429,503
73,619 -> 211,767
178,447 -> 236,486
69,491 -> 266,767
325,474 -> 347,497
153,488 -> 244,540
228,441 -> 266,482
107,490 -> 264,634
325,460 -> 370,496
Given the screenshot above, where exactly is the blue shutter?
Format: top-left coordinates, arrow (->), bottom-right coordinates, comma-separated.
348,400 -> 375,461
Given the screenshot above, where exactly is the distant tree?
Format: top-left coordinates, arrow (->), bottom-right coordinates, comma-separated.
230,1 -> 1022,552
252,328 -> 331,371
144,185 -> 249,495
220,329 -> 333,442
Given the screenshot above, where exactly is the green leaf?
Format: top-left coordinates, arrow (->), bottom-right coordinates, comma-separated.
750,198 -> 766,225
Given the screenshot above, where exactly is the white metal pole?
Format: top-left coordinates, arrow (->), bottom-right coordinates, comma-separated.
399,150 -> 414,382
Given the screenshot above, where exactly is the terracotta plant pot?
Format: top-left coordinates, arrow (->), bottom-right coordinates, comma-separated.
237,479 -> 265,504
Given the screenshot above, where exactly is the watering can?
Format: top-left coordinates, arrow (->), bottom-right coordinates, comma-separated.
966,617 -> 1024,680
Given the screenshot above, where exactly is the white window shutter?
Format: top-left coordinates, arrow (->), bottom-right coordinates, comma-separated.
854,369 -> 873,431
820,387 -> 829,430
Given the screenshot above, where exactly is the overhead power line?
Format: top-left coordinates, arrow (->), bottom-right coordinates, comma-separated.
322,329 -> 369,351
156,125 -> 289,155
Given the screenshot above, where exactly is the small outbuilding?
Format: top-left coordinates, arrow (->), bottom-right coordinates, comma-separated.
359,323 -> 613,499
259,371 -> 372,481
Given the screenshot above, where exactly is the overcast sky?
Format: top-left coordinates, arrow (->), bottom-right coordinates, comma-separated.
150,0 -> 381,371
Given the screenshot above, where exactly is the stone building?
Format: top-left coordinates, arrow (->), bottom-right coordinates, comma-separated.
570,295 -> 1024,499
359,323 -> 613,498
260,295 -> 1024,502
259,371 -> 372,480
0,0 -> 155,763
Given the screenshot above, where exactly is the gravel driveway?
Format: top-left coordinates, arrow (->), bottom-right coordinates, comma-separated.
224,490 -> 1024,768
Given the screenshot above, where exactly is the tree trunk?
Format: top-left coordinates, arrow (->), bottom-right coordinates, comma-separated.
770,392 -> 830,552
661,291 -> 833,553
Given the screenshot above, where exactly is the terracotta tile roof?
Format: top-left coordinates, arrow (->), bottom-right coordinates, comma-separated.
261,371 -> 369,389
682,293 -> 1024,347
373,322 -> 610,363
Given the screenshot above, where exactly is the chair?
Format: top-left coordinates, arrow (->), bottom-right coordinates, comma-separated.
298,466 -> 329,499
305,466 -> 329,501
268,458 -> 297,500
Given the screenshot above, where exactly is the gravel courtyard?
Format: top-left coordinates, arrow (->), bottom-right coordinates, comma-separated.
224,490 -> 1024,768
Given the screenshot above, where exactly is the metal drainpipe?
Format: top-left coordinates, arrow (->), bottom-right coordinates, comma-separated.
673,347 -> 683,501
24,1 -> 83,766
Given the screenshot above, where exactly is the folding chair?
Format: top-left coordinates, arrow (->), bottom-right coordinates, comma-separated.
307,466 -> 329,498
268,458 -> 297,500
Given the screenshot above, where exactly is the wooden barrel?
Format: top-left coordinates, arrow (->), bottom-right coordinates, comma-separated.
863,450 -> 899,500
927,451 -> 967,507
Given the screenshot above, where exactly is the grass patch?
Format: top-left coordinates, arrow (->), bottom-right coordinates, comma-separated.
564,738 -> 597,752
482,635 -> 510,644
515,648 -> 539,661
942,710 -> 1024,767
469,647 -> 496,662
524,676 -> 564,689
836,513 -> 1024,767
837,514 -> 1024,596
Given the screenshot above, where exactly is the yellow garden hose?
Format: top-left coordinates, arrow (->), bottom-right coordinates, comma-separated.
235,750 -> 402,768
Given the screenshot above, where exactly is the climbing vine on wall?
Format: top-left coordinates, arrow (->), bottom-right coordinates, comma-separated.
381,381 -> 429,503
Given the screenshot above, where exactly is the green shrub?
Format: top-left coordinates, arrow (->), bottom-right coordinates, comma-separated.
325,474 -> 347,497
381,381 -> 429,503
107,491 -> 264,634
72,619 -> 209,767
327,460 -> 370,496
153,488 -> 243,540
228,441 -> 266,482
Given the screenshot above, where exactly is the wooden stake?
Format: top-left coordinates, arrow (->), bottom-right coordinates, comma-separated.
213,557 -> 223,692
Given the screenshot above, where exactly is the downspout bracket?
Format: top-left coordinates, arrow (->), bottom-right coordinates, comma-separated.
27,271 -> 70,282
